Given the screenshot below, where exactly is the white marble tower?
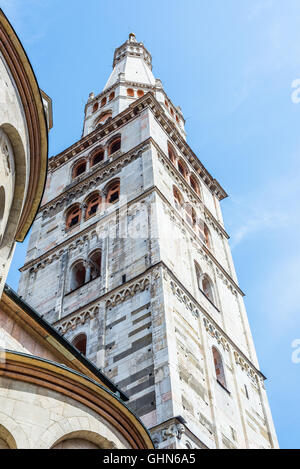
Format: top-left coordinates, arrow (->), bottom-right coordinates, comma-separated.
18,34 -> 278,449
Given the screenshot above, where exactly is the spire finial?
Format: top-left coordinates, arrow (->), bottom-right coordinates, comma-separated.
129,32 -> 137,43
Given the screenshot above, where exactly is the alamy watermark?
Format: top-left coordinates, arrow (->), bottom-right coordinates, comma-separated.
291,79 -> 300,103
291,339 -> 300,364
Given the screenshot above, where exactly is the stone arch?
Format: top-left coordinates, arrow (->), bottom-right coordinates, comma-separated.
0,124 -> 26,249
90,146 -> 105,167
95,110 -> 112,128
0,186 -> 5,245
72,158 -> 87,179
44,424 -> 117,450
85,191 -> 102,219
107,134 -> 121,156
104,178 -> 120,205
0,412 -> 28,449
69,258 -> 86,291
0,424 -> 17,449
72,333 -> 87,355
66,203 -> 82,229
168,141 -> 177,164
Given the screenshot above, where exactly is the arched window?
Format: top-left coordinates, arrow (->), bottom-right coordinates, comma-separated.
127,88 -> 134,97
178,159 -> 188,179
106,180 -> 120,204
86,193 -> 102,219
96,111 -> 112,127
109,91 -> 115,101
108,137 -> 121,156
173,186 -> 183,211
72,333 -> 87,355
170,108 -> 174,117
100,96 -> 107,107
199,221 -> 211,248
92,102 -> 99,113
195,261 -> 202,291
202,275 -> 214,303
137,89 -> 144,97
168,142 -> 177,164
72,160 -> 86,179
90,149 -> 104,167
70,261 -> 86,291
195,263 -> 215,304
212,347 -> 227,389
66,205 -> 81,229
176,115 -> 180,124
190,174 -> 200,195
185,204 -> 197,229
89,250 -> 102,280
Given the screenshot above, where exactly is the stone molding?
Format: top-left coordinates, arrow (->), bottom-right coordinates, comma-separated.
41,140 -> 152,217
48,93 -> 226,200
53,262 -> 264,383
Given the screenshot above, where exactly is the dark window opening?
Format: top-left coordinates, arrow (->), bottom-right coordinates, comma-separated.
92,151 -> 104,166
109,139 -> 121,155
72,334 -> 87,355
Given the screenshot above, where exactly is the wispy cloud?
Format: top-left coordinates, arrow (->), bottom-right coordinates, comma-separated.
228,151 -> 300,250
1,0 -> 47,45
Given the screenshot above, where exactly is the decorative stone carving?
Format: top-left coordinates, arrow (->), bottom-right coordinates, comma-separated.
56,305 -> 99,335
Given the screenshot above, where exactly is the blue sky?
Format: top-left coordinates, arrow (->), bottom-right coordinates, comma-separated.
2,0 -> 300,449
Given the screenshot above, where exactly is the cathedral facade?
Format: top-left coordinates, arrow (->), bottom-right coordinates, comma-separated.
18,34 -> 278,449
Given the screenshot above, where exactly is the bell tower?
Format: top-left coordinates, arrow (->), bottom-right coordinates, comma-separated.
18,35 -> 278,449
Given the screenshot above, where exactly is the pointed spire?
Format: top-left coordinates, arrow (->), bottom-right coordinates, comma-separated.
103,34 -> 155,91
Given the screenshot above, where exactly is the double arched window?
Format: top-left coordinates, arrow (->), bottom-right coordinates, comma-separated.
86,193 -> 102,219
71,135 -> 122,183
66,205 -> 81,229
167,141 -> 203,197
212,347 -> 227,389
69,250 -> 102,293
106,179 -> 120,204
65,179 -> 120,229
89,250 -> 102,280
195,261 -> 215,305
70,261 -> 86,290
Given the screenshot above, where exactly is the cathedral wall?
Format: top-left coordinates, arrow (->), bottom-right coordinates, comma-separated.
0,377 -> 130,449
0,52 -> 29,295
0,307 -> 63,363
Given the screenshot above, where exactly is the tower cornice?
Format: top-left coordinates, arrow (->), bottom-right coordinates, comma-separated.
20,185 -> 241,299
51,261 -> 265,384
48,92 -> 227,200
112,34 -> 152,70
41,138 -> 229,243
